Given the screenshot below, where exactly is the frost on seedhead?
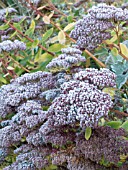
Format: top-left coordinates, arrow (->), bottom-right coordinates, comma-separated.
95,0 -> 115,3
0,40 -> 26,53
70,14 -> 113,51
0,71 -> 54,118
70,3 -> 128,51
74,68 -> 116,88
46,46 -> 86,71
0,65 -> 127,169
42,80 -> 113,132
0,8 -> 17,21
89,3 -> 128,21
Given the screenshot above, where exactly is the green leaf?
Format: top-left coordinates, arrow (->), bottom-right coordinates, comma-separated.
67,15 -> 73,23
0,76 -> 7,84
42,28 -> 53,42
10,30 -> 17,38
25,28 -> 34,36
13,23 -> 22,31
64,22 -> 75,31
48,43 -> 66,52
34,52 -> 53,62
32,39 -> 39,48
0,23 -> 9,30
106,121 -> 122,129
111,47 -> 118,56
121,120 -> 128,132
85,127 -> 92,140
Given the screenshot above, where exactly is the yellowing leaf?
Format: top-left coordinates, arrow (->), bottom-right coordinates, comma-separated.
49,11 -> 54,19
48,43 -> 66,52
49,36 -> 58,43
58,30 -> 66,44
102,87 -> 116,99
37,5 -> 46,10
35,53 -> 53,62
43,11 -> 54,24
35,14 -> 40,20
43,16 -> 50,24
64,22 -> 76,31
30,20 -> 35,30
7,66 -> 14,70
120,43 -> 128,58
105,35 -> 117,44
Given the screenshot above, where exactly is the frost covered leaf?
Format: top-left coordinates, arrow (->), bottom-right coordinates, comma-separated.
35,14 -> 40,20
58,30 -> 66,44
64,22 -> 76,31
111,61 -> 128,89
85,127 -> 92,140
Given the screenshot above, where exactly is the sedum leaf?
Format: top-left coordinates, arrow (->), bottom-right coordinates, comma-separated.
106,121 -> 122,129
85,127 -> 92,140
48,43 -> 66,52
121,120 -> 128,132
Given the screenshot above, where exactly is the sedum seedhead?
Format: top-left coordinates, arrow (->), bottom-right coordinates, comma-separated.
46,47 -> 86,71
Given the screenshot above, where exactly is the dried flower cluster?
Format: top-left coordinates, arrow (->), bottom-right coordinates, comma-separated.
75,126 -> 128,164
0,1 -> 128,168
0,8 -> 17,21
46,47 -> 86,71
70,3 -> 128,51
0,40 -> 26,52
89,3 -> 128,21
95,0 -> 115,3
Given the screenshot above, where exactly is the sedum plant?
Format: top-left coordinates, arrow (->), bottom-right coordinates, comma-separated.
0,1 -> 128,170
